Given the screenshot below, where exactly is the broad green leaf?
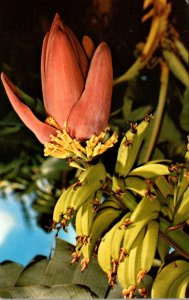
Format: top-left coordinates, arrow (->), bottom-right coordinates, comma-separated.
72,257 -> 109,298
16,257 -> 48,287
0,262 -> 23,288
0,284 -> 95,299
42,238 -> 77,286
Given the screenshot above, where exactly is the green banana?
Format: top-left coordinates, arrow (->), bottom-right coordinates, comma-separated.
97,222 -> 118,287
115,124 -> 136,177
53,186 -> 74,223
157,235 -> 170,262
128,227 -> 145,287
122,195 -> 161,255
53,162 -> 106,225
111,212 -> 132,264
138,220 -> 159,284
81,206 -> 122,265
159,217 -> 189,259
77,162 -> 107,184
79,194 -> 95,241
167,271 -> 189,298
124,176 -> 149,196
129,162 -> 170,178
174,169 -> 189,206
117,190 -> 138,211
98,198 -> 122,210
154,175 -> 174,199
112,176 -> 125,194
176,275 -> 189,298
115,118 -> 151,177
151,260 -> 189,298
117,256 -> 136,298
173,186 -> 189,225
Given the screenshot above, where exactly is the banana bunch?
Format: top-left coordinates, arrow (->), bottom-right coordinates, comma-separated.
151,260 -> 189,298
96,195 -> 161,295
75,197 -> 123,270
52,162 -> 107,230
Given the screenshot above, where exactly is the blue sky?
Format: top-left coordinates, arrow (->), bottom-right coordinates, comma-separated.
0,192 -> 76,266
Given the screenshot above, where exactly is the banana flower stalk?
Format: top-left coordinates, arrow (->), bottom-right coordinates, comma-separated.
1,14 -> 118,162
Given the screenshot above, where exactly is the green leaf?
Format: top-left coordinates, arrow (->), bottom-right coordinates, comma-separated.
0,262 -> 23,288
0,284 -> 96,299
15,257 -> 48,287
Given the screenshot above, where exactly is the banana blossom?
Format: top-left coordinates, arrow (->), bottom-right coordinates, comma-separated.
1,14 -> 113,145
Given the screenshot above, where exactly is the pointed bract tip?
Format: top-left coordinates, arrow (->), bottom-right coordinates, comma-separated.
1,72 -> 57,144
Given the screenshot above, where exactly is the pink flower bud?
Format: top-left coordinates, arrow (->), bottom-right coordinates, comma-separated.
67,42 -> 113,141
1,14 -> 113,145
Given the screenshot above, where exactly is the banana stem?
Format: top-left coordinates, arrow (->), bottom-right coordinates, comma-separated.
143,60 -> 169,162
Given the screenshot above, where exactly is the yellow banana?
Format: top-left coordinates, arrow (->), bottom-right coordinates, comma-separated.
116,190 -> 138,211
112,176 -> 125,194
128,227 -> 145,287
124,176 -> 149,196
117,256 -> 136,298
138,220 -> 159,285
167,271 -> 189,298
111,212 -> 132,264
173,186 -> 189,225
174,168 -> 189,206
53,186 -> 74,223
79,194 -> 95,242
115,124 -> 136,177
122,195 -> 161,255
115,118 -> 151,177
97,222 -> 118,287
151,260 -> 189,298
81,206 -> 122,265
129,162 -> 170,178
98,198 -> 122,210
77,162 -> 106,183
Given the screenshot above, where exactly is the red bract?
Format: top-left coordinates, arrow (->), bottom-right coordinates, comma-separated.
1,14 -> 113,143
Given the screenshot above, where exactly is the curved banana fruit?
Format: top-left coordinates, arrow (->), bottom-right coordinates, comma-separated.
122,195 -> 161,255
151,260 -> 189,298
80,206 -> 122,268
174,169 -> 189,205
137,220 -> 159,284
128,227 -> 145,287
115,117 -> 151,177
124,176 -> 149,196
173,186 -> 189,226
97,221 -> 118,287
167,271 -> 189,298
53,162 -> 107,228
129,162 -> 170,178
111,212 -> 132,264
